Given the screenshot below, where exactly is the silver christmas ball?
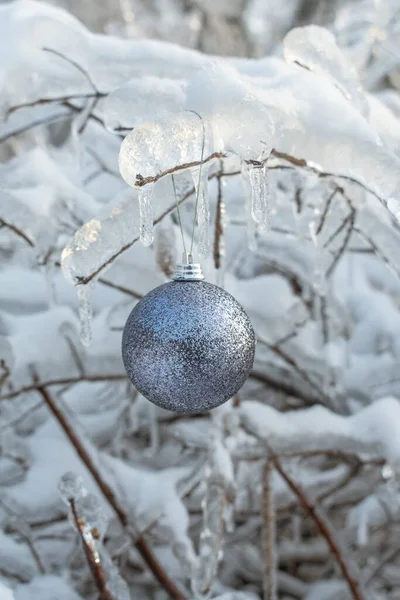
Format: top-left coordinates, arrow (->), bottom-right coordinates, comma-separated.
122,266 -> 255,413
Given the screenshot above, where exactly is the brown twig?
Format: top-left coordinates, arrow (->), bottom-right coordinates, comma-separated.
258,336 -> 335,409
271,454 -> 363,600
37,385 -> 186,600
326,210 -> 356,278
69,499 -> 114,600
0,374 -> 128,401
262,458 -> 277,600
74,175 -> 207,285
0,218 -> 35,247
134,152 -> 224,187
316,188 -> 339,236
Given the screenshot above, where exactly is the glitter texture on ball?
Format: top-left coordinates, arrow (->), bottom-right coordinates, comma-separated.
122,280 -> 256,412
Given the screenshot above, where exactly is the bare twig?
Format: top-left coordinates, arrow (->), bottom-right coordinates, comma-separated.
74,176 -> 205,286
0,374 -> 128,401
42,47 -> 100,95
262,458 -> 277,600
271,454 -> 363,600
0,218 -> 35,247
0,500 -> 46,575
37,385 -> 186,600
316,189 -> 339,235
326,210 -> 356,278
135,152 -> 224,187
0,111 -> 69,145
258,336 -> 335,409
98,277 -> 143,299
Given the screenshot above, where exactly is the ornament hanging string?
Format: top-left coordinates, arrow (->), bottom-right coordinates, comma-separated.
187,110 -> 206,256
170,110 -> 206,259
171,174 -> 187,256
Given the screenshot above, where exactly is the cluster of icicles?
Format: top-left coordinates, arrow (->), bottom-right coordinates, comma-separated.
138,160 -> 271,250
77,160 -> 270,347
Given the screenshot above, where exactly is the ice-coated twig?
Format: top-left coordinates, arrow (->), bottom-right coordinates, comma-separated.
262,458 -> 277,600
191,414 -> 235,598
270,453 -> 363,600
70,146 -> 394,289
257,335 -> 336,411
134,152 -> 224,188
68,498 -> 115,600
37,384 -> 186,600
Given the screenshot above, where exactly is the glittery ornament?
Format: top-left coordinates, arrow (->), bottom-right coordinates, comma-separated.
122,257 -> 255,413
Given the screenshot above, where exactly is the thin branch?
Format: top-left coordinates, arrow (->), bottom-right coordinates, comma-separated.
326,210 -> 356,277
258,336 -> 335,409
0,111 -> 70,145
98,277 -> 143,299
0,218 -> 35,247
262,458 -> 277,600
135,152 -> 224,187
316,188 -> 335,233
37,385 -> 186,600
353,226 -> 400,279
323,209 -> 354,249
249,369 -> 319,407
0,500 -> 46,575
42,47 -> 99,95
7,93 -> 99,117
271,454 -> 363,600
75,176 -> 205,285
0,374 -> 128,401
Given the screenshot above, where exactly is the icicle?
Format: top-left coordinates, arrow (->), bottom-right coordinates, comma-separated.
148,402 -> 159,455
248,162 -> 270,229
77,282 -> 93,347
241,161 -> 258,251
312,247 -> 328,297
191,417 -> 235,598
356,510 -> 368,547
107,566 -> 130,600
138,183 -> 155,246
192,166 -> 210,256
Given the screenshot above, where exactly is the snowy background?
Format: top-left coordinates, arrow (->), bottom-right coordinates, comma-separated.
2,0 -> 400,599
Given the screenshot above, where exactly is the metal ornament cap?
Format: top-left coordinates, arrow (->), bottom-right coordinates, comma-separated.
122,278 -> 256,413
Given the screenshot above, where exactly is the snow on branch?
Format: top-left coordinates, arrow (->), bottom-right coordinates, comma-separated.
239,397 -> 400,467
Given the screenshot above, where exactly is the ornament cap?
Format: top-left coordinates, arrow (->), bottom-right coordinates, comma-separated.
172,252 -> 204,281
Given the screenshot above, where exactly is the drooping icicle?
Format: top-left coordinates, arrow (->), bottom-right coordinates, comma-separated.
248,162 -> 271,229
107,567 -> 130,600
191,415 -> 235,598
241,161 -> 258,251
138,183 -> 155,246
77,282 -> 93,347
192,165 -> 210,256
